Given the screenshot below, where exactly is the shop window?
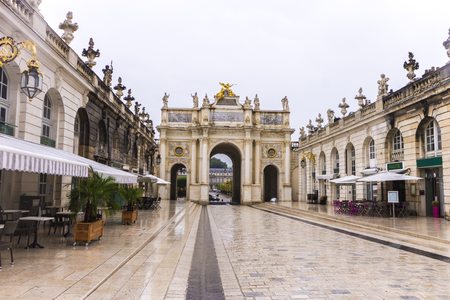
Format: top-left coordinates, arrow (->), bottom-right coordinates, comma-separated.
351,146 -> 356,176
334,150 -> 339,173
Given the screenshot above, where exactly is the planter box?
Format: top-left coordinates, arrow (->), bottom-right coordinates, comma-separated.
73,219 -> 104,246
122,210 -> 138,224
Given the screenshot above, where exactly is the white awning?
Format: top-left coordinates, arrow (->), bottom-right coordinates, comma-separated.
329,175 -> 361,184
357,171 -> 423,182
316,173 -> 338,180
359,168 -> 379,175
0,134 -> 137,184
0,134 -> 88,177
137,174 -> 170,185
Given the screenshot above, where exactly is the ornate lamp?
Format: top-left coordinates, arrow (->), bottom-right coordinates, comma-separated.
21,56 -> 43,101
301,159 -> 306,168
0,36 -> 44,101
156,154 -> 161,165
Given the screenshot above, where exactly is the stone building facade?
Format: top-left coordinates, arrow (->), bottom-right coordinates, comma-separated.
0,1 -> 157,208
157,87 -> 295,205
294,39 -> 450,217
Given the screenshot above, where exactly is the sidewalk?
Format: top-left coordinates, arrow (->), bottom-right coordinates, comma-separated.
0,200 -> 188,300
270,201 -> 450,244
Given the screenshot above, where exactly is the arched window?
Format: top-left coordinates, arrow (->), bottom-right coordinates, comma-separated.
392,130 -> 404,161
42,94 -> 53,139
333,149 -> 339,173
369,139 -> 376,168
0,67 -> 9,124
322,155 -> 326,174
351,146 -> 355,176
73,115 -> 80,155
425,120 -> 442,157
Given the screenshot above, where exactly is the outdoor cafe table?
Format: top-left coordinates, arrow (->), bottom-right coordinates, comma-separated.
18,216 -> 54,248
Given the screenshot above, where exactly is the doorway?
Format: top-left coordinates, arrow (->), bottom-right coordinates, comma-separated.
425,168 -> 442,217
210,143 -> 241,204
170,163 -> 187,200
263,165 -> 278,202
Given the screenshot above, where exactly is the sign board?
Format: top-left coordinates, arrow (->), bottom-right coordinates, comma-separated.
388,191 -> 399,203
386,162 -> 404,171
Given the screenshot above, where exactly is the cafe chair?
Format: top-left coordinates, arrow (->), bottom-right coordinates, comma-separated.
0,220 -> 19,269
348,202 -> 360,216
48,208 -> 69,236
12,211 -> 35,248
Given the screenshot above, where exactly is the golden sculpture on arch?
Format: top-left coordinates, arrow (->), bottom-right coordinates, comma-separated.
215,82 -> 236,100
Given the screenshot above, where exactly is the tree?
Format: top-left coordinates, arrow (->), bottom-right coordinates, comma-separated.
210,157 -> 227,168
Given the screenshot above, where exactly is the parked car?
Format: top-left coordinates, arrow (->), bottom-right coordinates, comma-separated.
209,194 -> 218,201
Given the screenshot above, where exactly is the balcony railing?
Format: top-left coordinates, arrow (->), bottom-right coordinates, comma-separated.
0,121 -> 15,136
391,150 -> 404,162
40,136 -> 56,147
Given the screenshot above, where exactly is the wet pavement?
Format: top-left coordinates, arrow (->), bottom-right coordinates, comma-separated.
0,200 -> 450,299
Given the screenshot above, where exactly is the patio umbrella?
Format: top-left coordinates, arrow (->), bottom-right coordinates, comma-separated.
329,175 -> 361,184
356,171 -> 423,182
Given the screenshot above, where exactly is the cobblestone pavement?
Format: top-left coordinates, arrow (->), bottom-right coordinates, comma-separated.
209,205 -> 450,299
1,200 -> 450,299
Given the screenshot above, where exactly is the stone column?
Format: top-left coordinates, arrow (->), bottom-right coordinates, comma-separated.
191,138 -> 197,184
255,140 -> 261,184
159,138 -> 166,181
199,131 -> 209,205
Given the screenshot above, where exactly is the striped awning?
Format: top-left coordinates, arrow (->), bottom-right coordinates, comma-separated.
0,134 -> 137,183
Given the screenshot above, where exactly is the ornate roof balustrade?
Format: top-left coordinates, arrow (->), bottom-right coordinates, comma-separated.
46,26 -> 69,58
361,102 -> 376,117
4,0 -> 33,24
77,57 -> 94,81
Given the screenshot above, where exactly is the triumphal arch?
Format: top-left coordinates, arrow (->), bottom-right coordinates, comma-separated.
157,84 -> 295,205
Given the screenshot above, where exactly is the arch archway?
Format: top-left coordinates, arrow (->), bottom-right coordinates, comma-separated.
210,142 -> 242,204
263,165 -> 278,201
170,163 -> 187,200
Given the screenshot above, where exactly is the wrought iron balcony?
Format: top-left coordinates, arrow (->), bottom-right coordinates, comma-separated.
40,136 -> 55,147
0,121 -> 15,136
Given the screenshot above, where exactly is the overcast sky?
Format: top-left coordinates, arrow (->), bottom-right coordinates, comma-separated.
40,0 -> 450,167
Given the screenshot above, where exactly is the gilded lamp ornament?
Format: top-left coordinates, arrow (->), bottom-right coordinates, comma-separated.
0,36 -> 44,101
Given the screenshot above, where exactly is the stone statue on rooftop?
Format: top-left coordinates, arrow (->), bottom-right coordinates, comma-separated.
355,87 -> 366,107
377,74 -> 390,97
316,113 -> 324,129
162,92 -> 170,108
203,94 -> 210,107
306,119 -> 314,135
299,127 -> 306,139
338,98 -> 349,117
59,11 -> 78,45
443,28 -> 450,62
191,92 -> 198,108
254,94 -> 260,111
134,101 -> 141,116
281,96 -> 289,111
102,61 -> 113,87
327,109 -> 335,123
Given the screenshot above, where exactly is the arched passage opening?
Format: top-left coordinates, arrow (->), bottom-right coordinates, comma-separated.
170,163 -> 187,200
210,143 -> 241,204
263,165 -> 278,202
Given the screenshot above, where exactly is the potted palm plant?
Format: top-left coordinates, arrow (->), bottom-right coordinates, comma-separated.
67,167 -> 120,246
118,185 -> 144,225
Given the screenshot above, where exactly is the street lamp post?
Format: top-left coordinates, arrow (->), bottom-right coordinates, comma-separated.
0,36 -> 44,101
